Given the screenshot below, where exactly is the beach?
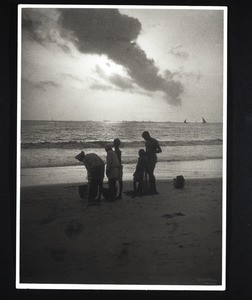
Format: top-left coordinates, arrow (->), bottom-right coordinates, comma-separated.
18,120 -> 224,288
19,177 -> 223,287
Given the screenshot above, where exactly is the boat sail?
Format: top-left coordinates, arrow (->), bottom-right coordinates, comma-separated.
202,117 -> 207,123
184,119 -> 187,123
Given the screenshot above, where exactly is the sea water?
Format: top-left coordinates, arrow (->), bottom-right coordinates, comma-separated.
20,120 -> 223,186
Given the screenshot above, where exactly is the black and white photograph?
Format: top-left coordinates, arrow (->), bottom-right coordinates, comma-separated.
16,5 -> 227,290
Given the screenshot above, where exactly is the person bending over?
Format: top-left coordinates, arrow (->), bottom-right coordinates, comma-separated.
75,151 -> 104,202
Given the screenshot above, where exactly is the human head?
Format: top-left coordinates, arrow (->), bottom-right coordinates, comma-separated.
75,151 -> 85,162
113,138 -> 121,147
142,131 -> 151,141
138,149 -> 146,157
105,143 -> 113,152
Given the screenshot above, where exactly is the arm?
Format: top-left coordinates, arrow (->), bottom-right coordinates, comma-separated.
106,151 -> 112,176
107,152 -> 113,170
152,139 -> 162,153
155,143 -> 162,153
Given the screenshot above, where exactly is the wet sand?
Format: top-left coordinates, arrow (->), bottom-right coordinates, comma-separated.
19,178 -> 223,288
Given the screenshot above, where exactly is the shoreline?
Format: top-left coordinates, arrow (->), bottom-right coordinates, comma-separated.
20,177 -> 222,189
18,178 -> 223,287
20,158 -> 222,187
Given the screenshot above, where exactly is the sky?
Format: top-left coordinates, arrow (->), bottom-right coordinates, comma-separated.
20,6 -> 225,122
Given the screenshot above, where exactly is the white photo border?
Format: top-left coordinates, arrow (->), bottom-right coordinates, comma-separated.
16,4 -> 228,291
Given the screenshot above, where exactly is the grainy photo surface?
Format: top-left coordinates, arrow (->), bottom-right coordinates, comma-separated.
17,5 -> 227,290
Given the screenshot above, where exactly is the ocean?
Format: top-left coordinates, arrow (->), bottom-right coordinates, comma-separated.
20,120 -> 223,186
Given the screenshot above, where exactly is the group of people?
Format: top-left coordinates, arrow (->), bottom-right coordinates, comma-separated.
75,131 -> 162,203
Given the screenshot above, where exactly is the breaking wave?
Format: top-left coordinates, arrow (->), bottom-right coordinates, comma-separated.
21,139 -> 222,149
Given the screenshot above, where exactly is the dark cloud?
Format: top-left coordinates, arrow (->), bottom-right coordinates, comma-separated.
22,9 -> 52,43
58,44 -> 72,54
168,46 -> 189,59
58,9 -> 184,105
34,80 -> 60,90
109,74 -> 133,90
95,65 -> 133,90
172,71 -> 202,83
164,70 -> 177,81
22,8 -> 72,54
61,73 -> 83,83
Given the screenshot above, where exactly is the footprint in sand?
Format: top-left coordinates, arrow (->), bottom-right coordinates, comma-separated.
64,219 -> 83,238
115,247 -> 129,266
122,242 -> 132,246
162,213 -> 174,219
174,212 -> 185,217
166,221 -> 179,233
162,212 -> 185,218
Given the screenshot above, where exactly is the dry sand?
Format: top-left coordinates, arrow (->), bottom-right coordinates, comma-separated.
19,178 -> 223,287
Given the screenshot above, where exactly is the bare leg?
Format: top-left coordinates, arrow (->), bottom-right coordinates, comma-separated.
133,180 -> 137,193
97,180 -> 103,201
147,161 -> 158,194
108,178 -> 117,201
115,179 -> 123,199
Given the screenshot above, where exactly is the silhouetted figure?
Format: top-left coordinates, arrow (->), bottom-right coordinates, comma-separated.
114,138 -> 123,199
132,149 -> 148,197
75,151 -> 104,202
105,143 -> 120,201
142,131 -> 162,194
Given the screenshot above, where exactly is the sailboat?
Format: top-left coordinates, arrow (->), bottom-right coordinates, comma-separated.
202,117 -> 207,124
184,119 -> 187,123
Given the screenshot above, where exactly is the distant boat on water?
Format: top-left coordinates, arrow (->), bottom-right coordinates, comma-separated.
184,119 -> 187,123
202,117 -> 207,123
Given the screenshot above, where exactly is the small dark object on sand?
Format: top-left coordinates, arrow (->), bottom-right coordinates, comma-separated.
174,212 -> 185,216
64,219 -> 83,238
161,213 -> 174,219
173,175 -> 185,189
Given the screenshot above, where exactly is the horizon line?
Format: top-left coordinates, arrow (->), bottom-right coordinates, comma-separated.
21,119 -> 223,124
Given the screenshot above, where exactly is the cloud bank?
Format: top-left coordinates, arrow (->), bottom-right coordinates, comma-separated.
59,9 -> 184,105
95,65 -> 133,90
168,46 -> 189,59
23,8 -> 184,105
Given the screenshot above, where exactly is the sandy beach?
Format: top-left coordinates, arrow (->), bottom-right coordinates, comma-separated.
19,178 -> 223,288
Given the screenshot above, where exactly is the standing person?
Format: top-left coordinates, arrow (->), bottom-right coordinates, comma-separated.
132,149 -> 148,197
75,151 -> 104,202
105,143 -> 120,201
142,131 -> 162,194
113,138 -> 123,199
